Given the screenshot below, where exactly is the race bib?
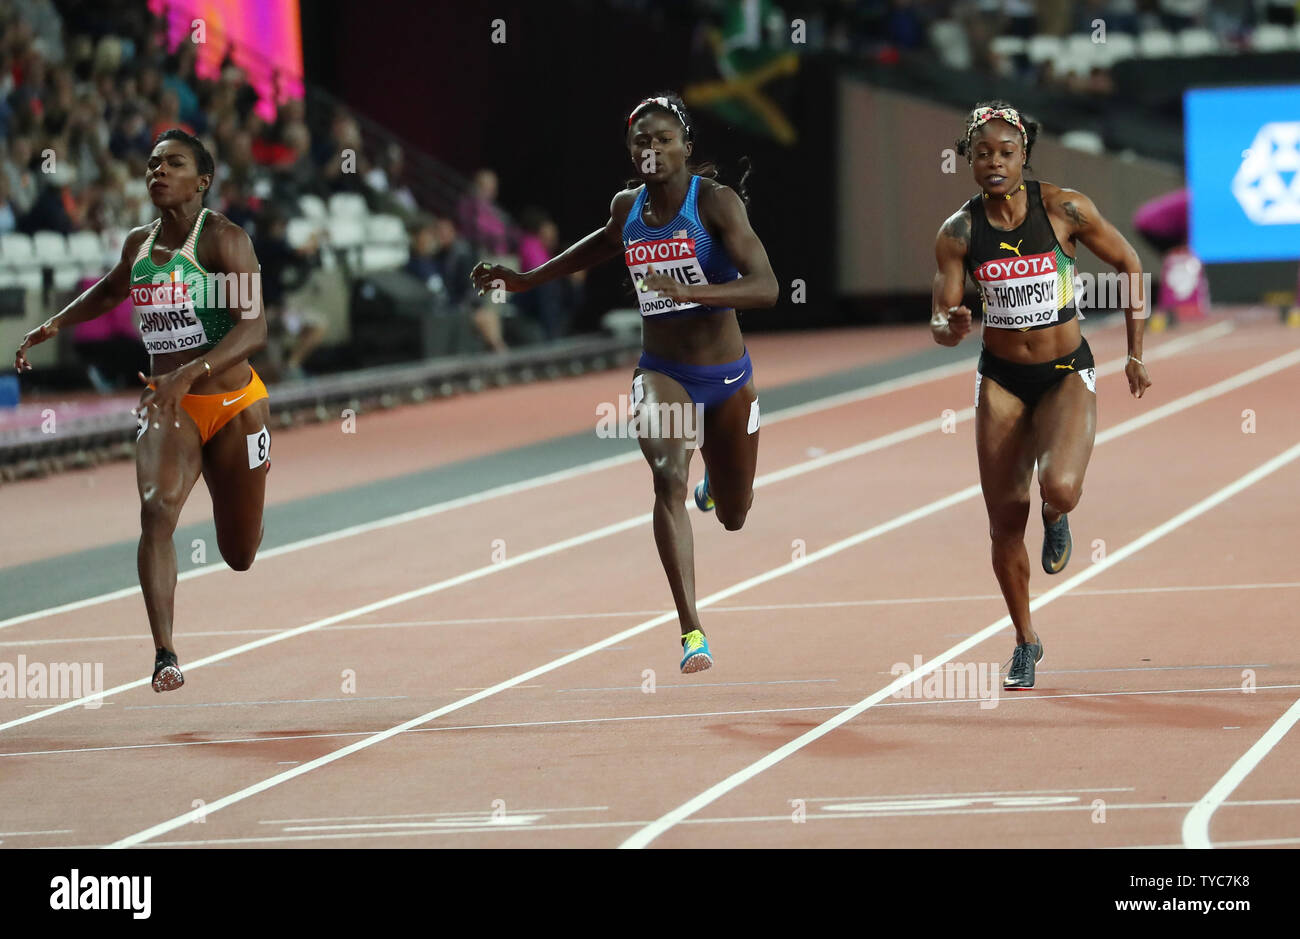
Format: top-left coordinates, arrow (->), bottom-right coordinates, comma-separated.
626,237 -> 707,316
974,251 -> 1060,330
132,277 -> 209,354
247,426 -> 270,469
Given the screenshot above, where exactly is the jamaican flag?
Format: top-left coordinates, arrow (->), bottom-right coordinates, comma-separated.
685,0 -> 800,145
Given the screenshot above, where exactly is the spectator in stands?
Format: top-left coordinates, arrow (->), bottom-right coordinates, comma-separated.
69,276 -> 148,393
407,214 -> 508,353
253,206 -> 326,381
320,109 -> 370,198
108,104 -> 153,161
513,208 -> 580,341
0,174 -> 18,233
1002,0 -> 1039,36
272,120 -> 322,203
10,0 -> 64,64
1156,0 -> 1208,31
375,143 -> 419,218
218,174 -> 259,233
161,45 -> 202,129
1261,0 -> 1296,27
1073,0 -> 1140,35
150,87 -> 193,139
18,160 -> 75,234
3,134 -> 39,216
457,168 -> 513,258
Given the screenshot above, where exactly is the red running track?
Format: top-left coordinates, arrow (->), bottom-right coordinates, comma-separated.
0,315 -> 1297,849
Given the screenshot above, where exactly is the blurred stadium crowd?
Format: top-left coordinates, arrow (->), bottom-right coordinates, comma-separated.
0,0 -> 578,388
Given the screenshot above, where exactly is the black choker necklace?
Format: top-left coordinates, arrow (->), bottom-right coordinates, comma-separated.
983,183 -> 1025,201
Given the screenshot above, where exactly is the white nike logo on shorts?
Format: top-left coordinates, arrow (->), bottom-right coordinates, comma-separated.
222,394 -> 246,406
723,372 -> 746,384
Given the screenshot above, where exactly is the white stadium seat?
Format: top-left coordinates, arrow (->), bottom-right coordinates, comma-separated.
0,232 -> 35,266
67,231 -> 102,264
1095,32 -> 1137,67
0,269 -> 42,289
1027,34 -> 1062,65
1060,130 -> 1105,154
286,218 -> 319,250
32,231 -> 67,264
1252,24 -> 1291,52
989,35 -> 1026,76
328,217 -> 365,249
1177,28 -> 1219,56
1064,34 -> 1102,75
100,228 -> 128,262
297,194 -> 327,220
1138,29 -> 1177,57
929,19 -> 972,71
328,192 -> 368,219
52,265 -> 82,290
365,213 -> 406,245
360,244 -> 410,271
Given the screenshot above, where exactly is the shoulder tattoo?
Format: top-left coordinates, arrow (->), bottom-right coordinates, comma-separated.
942,210 -> 971,248
1060,200 -> 1088,229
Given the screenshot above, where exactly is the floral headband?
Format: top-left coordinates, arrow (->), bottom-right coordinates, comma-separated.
965,106 -> 1027,153
627,97 -> 691,140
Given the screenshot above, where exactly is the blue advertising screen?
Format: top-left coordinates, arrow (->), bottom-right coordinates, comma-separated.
1185,85 -> 1300,263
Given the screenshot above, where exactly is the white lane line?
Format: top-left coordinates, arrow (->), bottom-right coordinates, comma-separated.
9,579 -> 1299,648
6,683 -> 1298,761
1132,837 -> 1300,850
85,796 -> 1300,849
1182,694 -> 1300,849
554,678 -> 838,693
0,349 -> 1129,726
0,333 -> 1264,732
123,695 -> 408,711
0,320 -> 1227,633
0,829 -> 74,836
0,354 -> 983,632
101,484 -> 980,848
619,440 -> 1300,849
875,663 -> 1269,676
261,806 -> 609,824
804,787 -> 1135,802
61,356 -> 1300,841
102,633 -> 1300,853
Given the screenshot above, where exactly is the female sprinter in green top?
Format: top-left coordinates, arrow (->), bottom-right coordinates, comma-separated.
16,129 -> 272,693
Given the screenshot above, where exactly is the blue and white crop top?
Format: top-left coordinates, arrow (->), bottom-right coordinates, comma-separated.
621,175 -> 741,317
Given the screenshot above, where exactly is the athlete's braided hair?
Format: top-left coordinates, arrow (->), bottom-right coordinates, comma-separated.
955,100 -> 1040,171
624,90 -> 753,205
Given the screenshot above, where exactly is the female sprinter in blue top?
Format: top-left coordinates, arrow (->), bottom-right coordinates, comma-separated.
472,92 -> 778,674
931,101 -> 1151,689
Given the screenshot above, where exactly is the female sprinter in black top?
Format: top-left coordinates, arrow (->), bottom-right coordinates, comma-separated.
15,130 -> 270,693
472,92 -> 778,673
931,101 -> 1151,689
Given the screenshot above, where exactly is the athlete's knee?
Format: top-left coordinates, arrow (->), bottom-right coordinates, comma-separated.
988,502 -> 1030,544
139,488 -> 183,532
716,489 -> 753,531
1040,473 -> 1082,513
648,455 -> 689,502
219,541 -> 257,572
